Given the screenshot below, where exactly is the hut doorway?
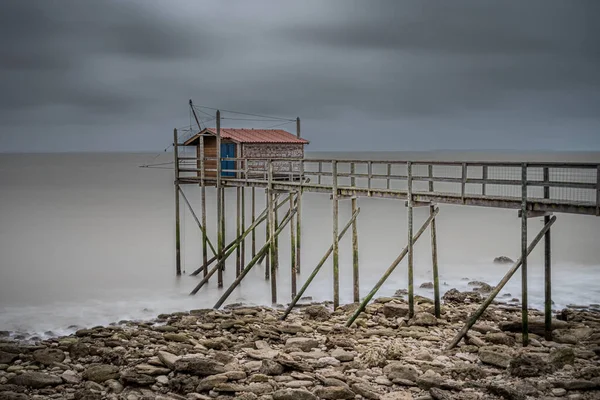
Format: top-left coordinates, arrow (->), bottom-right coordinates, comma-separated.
220,143 -> 236,177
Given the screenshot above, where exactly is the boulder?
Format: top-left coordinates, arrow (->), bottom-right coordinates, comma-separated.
383,362 -> 419,384
442,289 -> 482,304
304,305 -> 331,321
173,357 -> 226,376
157,350 -> 180,369
383,303 -> 410,318
494,256 -> 514,264
259,359 -> 284,376
7,372 -> 62,388
416,369 -> 444,390
549,347 -> 575,369
32,348 -> 65,365
478,346 -> 512,369
408,313 -> 437,327
82,364 -> 120,383
508,353 -> 551,377
0,351 -> 18,365
420,282 -> 434,289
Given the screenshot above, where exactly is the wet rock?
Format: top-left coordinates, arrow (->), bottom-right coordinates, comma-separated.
0,352 -> 18,365
548,347 -> 575,369
314,386 -> 355,399
508,353 -> 551,377
384,362 -> 419,384
0,391 -> 29,400
478,346 -> 512,368
259,359 -> 284,375
442,289 -> 481,304
351,383 -> 380,399
7,372 -> 62,388
408,313 -> 437,327
157,350 -> 180,369
173,357 -> 226,376
73,389 -> 102,400
83,364 -> 120,383
120,369 -> 156,385
196,374 -> 228,391
304,305 -> 331,321
32,348 -> 65,365
393,289 -> 408,297
272,388 -> 318,400
420,282 -> 434,289
163,333 -> 189,343
494,256 -> 514,264
61,370 -> 82,384
498,318 -> 569,336
383,303 -> 410,318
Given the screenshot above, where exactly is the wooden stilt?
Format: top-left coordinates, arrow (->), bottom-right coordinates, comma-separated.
251,187 -> 256,258
346,207 -> 439,327
521,164 -> 529,346
268,160 -> 277,303
296,160 -> 303,274
447,215 -> 557,349
482,165 -> 488,196
274,195 -> 279,270
216,111 -> 224,288
236,187 -> 241,277
332,161 -> 340,309
241,187 -> 245,274
544,167 -> 552,341
290,193 -> 297,298
351,163 -> 359,303
214,206 -> 297,309
407,162 -> 415,318
282,208 -> 361,320
200,131 -> 208,277
430,204 -> 440,318
174,128 -> 181,276
265,189 -> 270,279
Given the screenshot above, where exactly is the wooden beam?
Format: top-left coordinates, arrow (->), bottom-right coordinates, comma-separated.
174,128 -> 181,276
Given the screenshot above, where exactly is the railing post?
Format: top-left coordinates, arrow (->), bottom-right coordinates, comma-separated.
351,162 -> 359,303
173,128 -> 181,276
368,161 -> 373,190
521,163 -> 529,346
428,164 -> 434,192
461,162 -> 467,203
544,167 -> 552,340
332,160 -> 340,309
482,165 -> 488,196
387,163 -> 391,190
318,161 -> 322,185
407,161 -> 414,318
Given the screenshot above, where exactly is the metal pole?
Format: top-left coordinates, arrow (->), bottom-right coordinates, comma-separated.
544,167 -> 552,341
447,215 -> 557,349
351,163 -> 359,303
407,161 -> 414,318
174,128 -> 181,276
282,208 -> 361,320
346,207 -> 439,327
521,163 -> 529,346
332,161 -> 340,309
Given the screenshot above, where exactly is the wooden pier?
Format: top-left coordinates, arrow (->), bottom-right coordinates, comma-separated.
173,107 -> 600,349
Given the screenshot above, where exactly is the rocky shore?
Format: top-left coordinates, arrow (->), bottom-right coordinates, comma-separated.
1,290 -> 600,400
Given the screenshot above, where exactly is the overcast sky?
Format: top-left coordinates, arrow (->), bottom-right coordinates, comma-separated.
1,0 -> 599,152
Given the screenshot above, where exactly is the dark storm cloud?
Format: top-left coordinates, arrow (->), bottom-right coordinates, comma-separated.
0,0 -> 598,152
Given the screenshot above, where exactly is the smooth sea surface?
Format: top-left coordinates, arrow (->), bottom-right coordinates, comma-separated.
0,151 -> 599,339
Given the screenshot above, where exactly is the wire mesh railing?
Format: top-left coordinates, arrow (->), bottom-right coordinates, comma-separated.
176,156 -> 600,215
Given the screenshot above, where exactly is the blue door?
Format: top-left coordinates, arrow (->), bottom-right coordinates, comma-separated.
220,143 -> 236,177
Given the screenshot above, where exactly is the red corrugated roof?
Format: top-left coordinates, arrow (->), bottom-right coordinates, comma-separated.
186,128 -> 309,145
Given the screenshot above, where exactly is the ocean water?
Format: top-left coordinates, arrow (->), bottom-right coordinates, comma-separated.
0,151 -> 599,340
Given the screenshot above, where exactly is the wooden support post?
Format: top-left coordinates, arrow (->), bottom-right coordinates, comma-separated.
332,161 -> 340,309
297,160 -> 303,274
407,161 -> 415,318
521,163 -> 529,346
387,163 -> 391,190
200,130 -> 208,277
430,204 -> 440,318
351,163 -> 359,303
236,187 -> 241,277
296,117 -> 301,138
264,189 -> 270,279
544,167 -> 552,341
461,163 -> 467,203
274,194 -> 279,270
282,208 -> 361,320
216,110 -> 224,287
482,165 -> 488,196
428,164 -> 434,192
174,128 -> 181,276
251,188 -> 256,258
290,194 -> 297,298
241,187 -> 245,274
268,160 -> 277,303
318,161 -> 322,185
597,165 -> 600,216
214,207 -> 297,309
346,207 -> 439,327
368,161 -> 373,190
447,215 -> 557,349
